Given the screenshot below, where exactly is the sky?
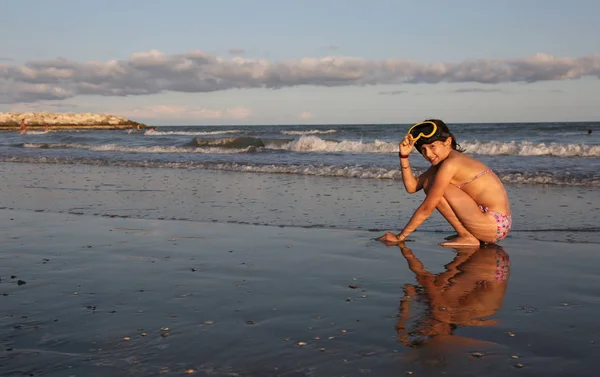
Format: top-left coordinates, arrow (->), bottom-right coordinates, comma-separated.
1,0 -> 599,125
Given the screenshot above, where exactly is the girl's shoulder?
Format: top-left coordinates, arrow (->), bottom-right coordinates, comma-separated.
447,151 -> 484,167
442,152 -> 489,177
441,152 -> 468,169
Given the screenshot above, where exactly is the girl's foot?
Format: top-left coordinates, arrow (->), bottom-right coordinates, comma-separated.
440,235 -> 480,247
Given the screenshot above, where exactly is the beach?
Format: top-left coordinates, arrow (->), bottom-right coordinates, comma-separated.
1,163 -> 599,376
3,0 -> 600,373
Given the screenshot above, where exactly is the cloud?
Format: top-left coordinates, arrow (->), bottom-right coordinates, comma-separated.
117,105 -> 252,120
8,102 -> 79,113
228,48 -> 246,55
0,57 -> 14,61
299,111 -> 312,119
379,90 -> 406,95
1,50 -> 599,103
452,88 -> 503,93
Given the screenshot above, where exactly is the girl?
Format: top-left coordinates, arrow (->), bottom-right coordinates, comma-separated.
378,119 -> 511,246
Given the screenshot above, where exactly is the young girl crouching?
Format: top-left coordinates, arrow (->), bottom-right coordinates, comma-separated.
378,119 -> 511,246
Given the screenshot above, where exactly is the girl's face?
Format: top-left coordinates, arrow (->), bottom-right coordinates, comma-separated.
419,138 -> 452,165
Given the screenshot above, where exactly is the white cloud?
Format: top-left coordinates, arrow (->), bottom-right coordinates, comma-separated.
299,111 -> 312,119
1,50 -> 599,104
116,105 -> 252,120
9,101 -> 79,112
379,90 -> 406,95
452,88 -> 504,93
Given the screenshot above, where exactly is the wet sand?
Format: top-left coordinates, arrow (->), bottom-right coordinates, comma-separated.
1,211 -> 599,376
1,163 -> 599,376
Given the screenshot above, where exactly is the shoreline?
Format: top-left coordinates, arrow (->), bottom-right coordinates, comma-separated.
1,161 -> 599,243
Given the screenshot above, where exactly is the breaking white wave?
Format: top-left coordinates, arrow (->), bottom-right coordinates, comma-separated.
462,140 -> 600,157
144,129 -> 242,136
280,129 -> 337,136
23,143 -> 254,154
267,136 -> 396,153
497,172 -> 600,186
4,155 -> 600,187
266,136 -> 600,157
22,135 -> 600,158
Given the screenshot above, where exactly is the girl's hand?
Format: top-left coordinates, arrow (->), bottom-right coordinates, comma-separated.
377,232 -> 403,245
399,135 -> 415,157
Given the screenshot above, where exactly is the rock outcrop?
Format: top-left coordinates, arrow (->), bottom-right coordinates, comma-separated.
0,112 -> 147,130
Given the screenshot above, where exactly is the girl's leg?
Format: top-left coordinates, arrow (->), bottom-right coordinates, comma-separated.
442,185 -> 498,245
424,179 -> 497,246
434,196 -> 478,244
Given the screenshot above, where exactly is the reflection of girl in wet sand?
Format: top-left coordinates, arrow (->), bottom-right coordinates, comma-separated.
395,243 -> 510,347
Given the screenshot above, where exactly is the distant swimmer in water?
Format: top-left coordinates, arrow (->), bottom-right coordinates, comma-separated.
589,129 -> 593,135
378,119 -> 511,246
45,124 -> 50,132
20,119 -> 27,135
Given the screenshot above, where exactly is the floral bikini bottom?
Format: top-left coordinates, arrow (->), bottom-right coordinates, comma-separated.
479,205 -> 512,243
494,246 -> 510,281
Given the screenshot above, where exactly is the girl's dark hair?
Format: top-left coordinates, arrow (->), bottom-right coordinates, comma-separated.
413,119 -> 465,153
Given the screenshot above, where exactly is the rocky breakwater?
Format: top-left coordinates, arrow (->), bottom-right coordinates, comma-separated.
0,112 -> 147,130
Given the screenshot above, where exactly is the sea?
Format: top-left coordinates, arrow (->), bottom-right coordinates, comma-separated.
2,121 -> 599,187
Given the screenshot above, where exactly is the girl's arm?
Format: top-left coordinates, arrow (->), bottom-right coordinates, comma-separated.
397,160 -> 457,240
401,160 -> 435,194
399,135 -> 431,193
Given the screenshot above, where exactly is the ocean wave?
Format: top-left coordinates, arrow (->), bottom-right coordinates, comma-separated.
280,129 -> 337,135
267,135 -> 396,153
145,129 -> 242,136
463,140 -> 600,157
21,136 -> 600,157
22,143 -> 255,154
497,172 -> 600,186
193,136 -> 264,149
3,156 -> 600,187
270,136 -> 600,157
